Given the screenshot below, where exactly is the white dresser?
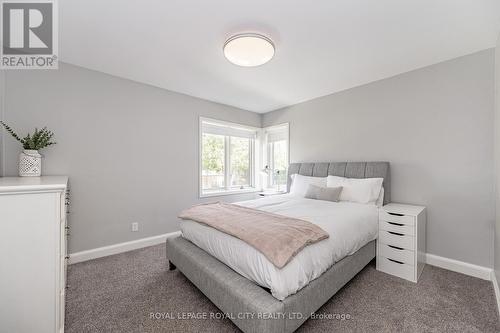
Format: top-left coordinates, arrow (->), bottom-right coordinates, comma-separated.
0,176 -> 69,333
376,203 -> 426,283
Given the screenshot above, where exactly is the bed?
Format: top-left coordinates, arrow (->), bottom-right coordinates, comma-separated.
166,161 -> 390,333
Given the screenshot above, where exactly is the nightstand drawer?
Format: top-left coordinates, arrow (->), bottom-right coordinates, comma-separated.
377,256 -> 415,281
379,220 -> 414,236
379,210 -> 415,226
379,230 -> 414,250
378,243 -> 415,266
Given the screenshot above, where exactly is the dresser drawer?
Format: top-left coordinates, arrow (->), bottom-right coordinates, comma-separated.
60,256 -> 67,292
379,210 -> 415,226
60,222 -> 67,256
379,220 -> 414,236
377,256 -> 415,281
60,192 -> 67,223
379,230 -> 415,250
378,243 -> 415,266
59,290 -> 65,332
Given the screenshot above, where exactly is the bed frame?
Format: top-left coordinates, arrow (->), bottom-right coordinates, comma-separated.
166,161 -> 390,333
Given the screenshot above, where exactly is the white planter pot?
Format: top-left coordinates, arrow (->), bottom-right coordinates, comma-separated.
19,150 -> 42,177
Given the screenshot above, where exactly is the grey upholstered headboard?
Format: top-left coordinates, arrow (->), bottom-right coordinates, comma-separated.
287,162 -> 391,205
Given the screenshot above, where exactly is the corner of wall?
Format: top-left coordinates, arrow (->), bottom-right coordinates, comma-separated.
494,32 -> 500,296
0,70 -> 5,177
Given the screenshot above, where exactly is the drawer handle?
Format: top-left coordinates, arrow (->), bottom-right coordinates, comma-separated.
388,231 -> 404,236
387,258 -> 404,265
388,222 -> 404,226
388,245 -> 404,250
388,212 -> 404,216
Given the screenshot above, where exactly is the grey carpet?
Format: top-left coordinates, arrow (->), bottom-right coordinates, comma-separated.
66,244 -> 499,333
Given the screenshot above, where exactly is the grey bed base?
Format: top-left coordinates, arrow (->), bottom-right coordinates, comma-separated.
166,236 -> 375,333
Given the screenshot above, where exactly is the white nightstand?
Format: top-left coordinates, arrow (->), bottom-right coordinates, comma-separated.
259,190 -> 286,197
376,203 -> 426,283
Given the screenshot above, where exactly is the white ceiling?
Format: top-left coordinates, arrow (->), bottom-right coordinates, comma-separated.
60,0 -> 500,113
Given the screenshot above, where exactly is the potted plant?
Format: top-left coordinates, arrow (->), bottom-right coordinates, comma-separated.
0,121 -> 56,177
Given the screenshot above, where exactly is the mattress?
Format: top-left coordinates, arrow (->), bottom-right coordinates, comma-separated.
180,194 -> 378,300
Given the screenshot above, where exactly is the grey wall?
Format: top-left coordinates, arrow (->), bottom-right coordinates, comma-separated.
263,49 -> 495,268
0,70 -> 4,176
495,35 -> 500,283
1,63 -> 261,253
1,50 -> 496,267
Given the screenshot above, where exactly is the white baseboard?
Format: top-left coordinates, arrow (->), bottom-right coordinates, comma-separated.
70,235 -> 495,282
68,231 -> 181,264
491,271 -> 500,318
425,253 -> 492,281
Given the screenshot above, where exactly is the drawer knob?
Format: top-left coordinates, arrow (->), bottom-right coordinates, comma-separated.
388,231 -> 404,236
388,245 -> 404,250
388,258 -> 404,265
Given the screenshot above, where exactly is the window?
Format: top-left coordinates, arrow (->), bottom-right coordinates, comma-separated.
200,118 -> 258,196
263,124 -> 289,191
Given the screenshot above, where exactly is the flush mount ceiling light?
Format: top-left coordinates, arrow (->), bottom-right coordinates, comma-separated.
223,33 -> 275,67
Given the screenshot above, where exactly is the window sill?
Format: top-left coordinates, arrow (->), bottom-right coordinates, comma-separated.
200,188 -> 260,198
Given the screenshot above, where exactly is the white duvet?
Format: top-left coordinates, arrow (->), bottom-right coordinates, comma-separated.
180,195 -> 378,300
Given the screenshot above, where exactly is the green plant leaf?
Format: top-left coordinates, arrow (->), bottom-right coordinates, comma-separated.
0,121 -> 56,150
0,121 -> 23,143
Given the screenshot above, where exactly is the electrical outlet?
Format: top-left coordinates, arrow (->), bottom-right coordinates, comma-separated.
131,222 -> 139,232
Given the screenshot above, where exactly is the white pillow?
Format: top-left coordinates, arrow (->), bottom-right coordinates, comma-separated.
376,187 -> 385,207
289,174 -> 327,197
327,176 -> 383,204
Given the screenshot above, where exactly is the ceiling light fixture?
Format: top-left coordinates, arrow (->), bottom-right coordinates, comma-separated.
223,33 -> 275,67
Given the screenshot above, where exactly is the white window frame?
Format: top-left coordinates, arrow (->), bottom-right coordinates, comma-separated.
199,117 -> 261,198
262,123 -> 290,191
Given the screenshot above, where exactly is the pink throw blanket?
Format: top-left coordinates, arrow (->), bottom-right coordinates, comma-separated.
178,202 -> 329,268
